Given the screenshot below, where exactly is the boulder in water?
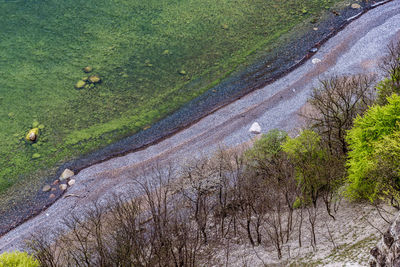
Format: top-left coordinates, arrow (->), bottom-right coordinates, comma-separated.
26,128 -> 39,142
88,75 -> 101,84
75,80 -> 86,89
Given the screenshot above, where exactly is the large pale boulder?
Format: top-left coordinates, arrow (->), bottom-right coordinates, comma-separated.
249,122 -> 261,134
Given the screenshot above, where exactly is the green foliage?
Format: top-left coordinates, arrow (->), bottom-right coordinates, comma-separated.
376,78 -> 400,105
0,251 -> 39,267
282,130 -> 331,205
245,129 -> 288,163
346,94 -> 400,201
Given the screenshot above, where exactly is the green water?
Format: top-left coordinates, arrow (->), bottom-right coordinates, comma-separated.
0,0 -> 338,194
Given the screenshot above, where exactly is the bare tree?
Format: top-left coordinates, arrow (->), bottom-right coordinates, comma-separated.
380,40 -> 400,90
303,74 -> 376,155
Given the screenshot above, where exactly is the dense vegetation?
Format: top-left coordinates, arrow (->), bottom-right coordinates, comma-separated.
0,251 -> 39,267
0,0 -> 341,197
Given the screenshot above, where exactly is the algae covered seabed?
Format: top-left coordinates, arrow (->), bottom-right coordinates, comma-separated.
0,0 -> 363,233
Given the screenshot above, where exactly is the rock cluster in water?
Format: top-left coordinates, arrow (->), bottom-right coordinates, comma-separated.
75,66 -> 102,89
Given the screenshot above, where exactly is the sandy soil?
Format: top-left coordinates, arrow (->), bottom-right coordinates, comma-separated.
1,0 -> 400,254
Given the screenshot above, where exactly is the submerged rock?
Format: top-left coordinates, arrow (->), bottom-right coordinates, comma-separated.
83,66 -> 93,73
88,75 -> 101,84
75,80 -> 86,89
351,3 -> 361,9
26,128 -> 39,142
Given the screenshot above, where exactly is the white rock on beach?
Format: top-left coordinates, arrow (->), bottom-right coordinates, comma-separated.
68,179 -> 76,186
59,184 -> 68,191
60,168 -> 74,181
249,122 -> 261,134
312,58 -> 322,64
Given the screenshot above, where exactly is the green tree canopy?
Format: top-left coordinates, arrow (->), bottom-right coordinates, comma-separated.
346,94 -> 400,202
0,251 -> 39,267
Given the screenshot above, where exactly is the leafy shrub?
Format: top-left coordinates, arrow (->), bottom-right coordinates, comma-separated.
0,251 -> 39,267
376,77 -> 400,105
245,129 -> 288,164
346,94 -> 400,202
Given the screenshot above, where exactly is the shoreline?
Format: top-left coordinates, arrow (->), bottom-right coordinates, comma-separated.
0,0 -> 393,237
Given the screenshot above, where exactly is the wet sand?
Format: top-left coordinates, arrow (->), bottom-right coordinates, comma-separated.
1,0 -> 400,251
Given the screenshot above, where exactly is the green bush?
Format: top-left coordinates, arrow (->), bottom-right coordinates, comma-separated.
282,130 -> 328,205
0,251 -> 39,267
346,94 -> 400,201
376,78 -> 400,105
245,129 -> 288,163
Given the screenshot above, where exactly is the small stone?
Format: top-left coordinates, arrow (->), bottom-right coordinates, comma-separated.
179,70 -> 186,75
88,75 -> 101,84
83,66 -> 93,73
60,169 -> 74,181
249,122 -> 261,134
309,47 -> 318,53
75,80 -> 86,89
49,193 -> 56,199
52,179 -> 59,185
68,179 -> 76,186
313,27 -> 318,31
51,187 -> 57,192
312,58 -> 322,64
59,184 -> 67,191
42,185 -> 51,192
26,128 -> 39,142
351,3 -> 361,9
